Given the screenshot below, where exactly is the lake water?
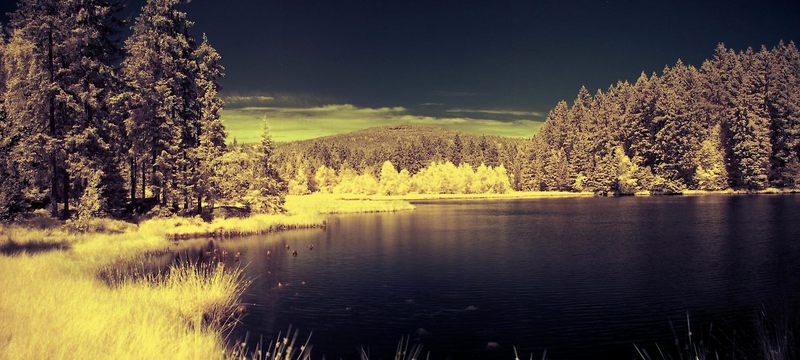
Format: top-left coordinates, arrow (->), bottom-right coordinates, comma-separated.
171,195 -> 800,359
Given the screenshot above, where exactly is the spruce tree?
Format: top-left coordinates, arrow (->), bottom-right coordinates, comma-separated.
766,41 -> 800,187
4,0 -> 124,218
194,34 -> 226,212
122,0 -> 196,211
721,48 -> 772,190
652,60 -> 703,189
252,124 -> 288,213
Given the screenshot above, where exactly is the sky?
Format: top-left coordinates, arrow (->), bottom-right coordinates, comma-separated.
2,0 -> 800,141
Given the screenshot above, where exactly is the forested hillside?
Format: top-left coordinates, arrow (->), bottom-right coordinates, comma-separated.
522,42 -> 800,195
272,125 -> 529,192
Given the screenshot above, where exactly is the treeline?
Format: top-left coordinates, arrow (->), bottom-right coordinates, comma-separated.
0,0 -> 284,220
523,42 -> 800,194
297,160 -> 512,196
274,125 -> 529,192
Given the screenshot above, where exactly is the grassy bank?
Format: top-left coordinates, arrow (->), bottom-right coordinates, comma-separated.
335,190 -> 595,201
0,196 -> 413,359
333,188 -> 800,202
285,193 -> 416,214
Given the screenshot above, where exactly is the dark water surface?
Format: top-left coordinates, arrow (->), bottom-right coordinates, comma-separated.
174,195 -> 800,359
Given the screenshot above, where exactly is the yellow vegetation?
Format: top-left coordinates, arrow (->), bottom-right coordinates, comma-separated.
336,190 -> 595,201
0,196 -> 413,359
284,194 -> 415,214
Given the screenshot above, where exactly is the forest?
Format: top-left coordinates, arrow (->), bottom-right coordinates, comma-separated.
522,42 -> 800,195
0,0 -> 286,221
1,0 -> 799,222
271,125 -> 526,194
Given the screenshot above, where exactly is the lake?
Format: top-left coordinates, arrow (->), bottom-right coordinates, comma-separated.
169,195 -> 800,359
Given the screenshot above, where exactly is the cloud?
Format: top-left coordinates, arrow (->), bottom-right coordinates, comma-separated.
221,95 -> 275,106
222,103 -> 542,143
445,108 -> 544,117
222,92 -> 339,108
434,90 -> 484,97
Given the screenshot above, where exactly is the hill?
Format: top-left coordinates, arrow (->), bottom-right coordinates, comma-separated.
272,125 -> 530,189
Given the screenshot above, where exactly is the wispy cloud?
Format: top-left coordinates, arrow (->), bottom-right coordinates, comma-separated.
222,93 -> 338,107
222,103 -> 542,143
434,90 -> 484,98
445,108 -> 544,117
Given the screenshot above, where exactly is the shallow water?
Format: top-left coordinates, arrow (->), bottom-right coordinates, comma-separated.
170,195 -> 800,359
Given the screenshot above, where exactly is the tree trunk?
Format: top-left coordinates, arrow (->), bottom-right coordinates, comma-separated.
50,158 -> 58,217
48,29 -> 58,218
62,169 -> 69,219
130,157 -> 137,201
141,163 -> 146,200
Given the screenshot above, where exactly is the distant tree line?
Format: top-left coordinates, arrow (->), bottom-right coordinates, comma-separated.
523,43 -> 800,195
0,0 -> 285,220
298,160 -> 511,196
274,125 -> 529,193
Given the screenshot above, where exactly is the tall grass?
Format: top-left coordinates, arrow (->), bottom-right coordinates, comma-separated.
0,196 -> 417,359
0,254 -> 243,359
159,213 -> 325,240
634,312 -> 796,360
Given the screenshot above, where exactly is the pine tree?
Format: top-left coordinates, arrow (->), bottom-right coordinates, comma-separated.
121,0 -> 197,210
0,30 -> 29,218
694,124 -> 729,190
624,72 -> 659,170
652,60 -> 703,189
566,86 -> 594,180
543,148 -> 572,191
193,34 -> 226,212
766,41 -> 800,187
721,48 -> 772,190
4,0 -> 124,219
252,124 -> 287,213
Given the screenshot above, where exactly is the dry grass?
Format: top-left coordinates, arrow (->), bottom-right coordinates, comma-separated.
0,196 -> 416,359
160,213 -> 325,240
285,194 -> 415,214
0,253 -> 244,360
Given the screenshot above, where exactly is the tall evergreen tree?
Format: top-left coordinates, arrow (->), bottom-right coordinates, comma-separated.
4,0 -> 124,218
122,0 -> 200,211
252,123 -> 288,213
652,61 -> 704,189
721,47 -> 772,189
766,41 -> 800,187
193,34 -> 226,212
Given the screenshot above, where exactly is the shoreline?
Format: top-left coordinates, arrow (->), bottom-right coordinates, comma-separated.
0,197 -> 413,360
330,188 -> 800,202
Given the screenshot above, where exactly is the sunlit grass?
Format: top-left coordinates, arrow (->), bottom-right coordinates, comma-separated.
336,190 -> 594,201
0,253 -> 243,360
160,213 -> 325,240
284,194 -> 415,215
0,196 -> 417,359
